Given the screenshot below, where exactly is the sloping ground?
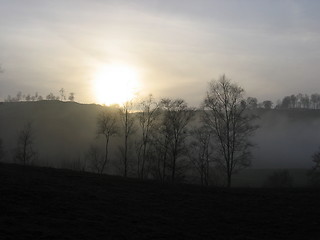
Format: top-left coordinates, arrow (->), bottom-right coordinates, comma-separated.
0,163 -> 319,240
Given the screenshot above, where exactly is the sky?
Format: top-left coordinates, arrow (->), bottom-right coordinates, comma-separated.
1,0 -> 320,106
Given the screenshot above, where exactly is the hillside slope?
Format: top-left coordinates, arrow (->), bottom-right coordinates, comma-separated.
0,163 -> 319,239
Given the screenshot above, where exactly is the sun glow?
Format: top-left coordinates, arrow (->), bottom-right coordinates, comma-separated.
93,63 -> 140,105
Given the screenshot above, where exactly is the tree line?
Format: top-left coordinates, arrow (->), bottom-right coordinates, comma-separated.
84,75 -> 257,187
246,93 -> 320,110
3,88 -> 75,102
0,75 -> 257,187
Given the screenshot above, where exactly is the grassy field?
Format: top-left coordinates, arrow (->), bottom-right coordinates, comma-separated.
0,163 -> 319,239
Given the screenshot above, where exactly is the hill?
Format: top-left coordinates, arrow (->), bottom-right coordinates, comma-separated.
0,101 -> 108,168
0,162 -> 319,239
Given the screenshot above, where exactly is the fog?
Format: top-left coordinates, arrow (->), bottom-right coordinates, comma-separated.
1,102 -> 319,173
252,109 -> 320,168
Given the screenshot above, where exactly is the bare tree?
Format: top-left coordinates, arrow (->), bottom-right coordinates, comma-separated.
136,95 -> 160,179
281,96 -> 291,109
290,94 -> 297,108
59,88 -> 66,101
46,93 -> 58,100
14,122 -> 37,165
203,75 -> 257,187
301,94 -> 310,108
96,109 -> 118,174
150,119 -> 171,182
246,97 -> 258,109
25,94 -> 31,101
160,98 -> 195,183
16,92 -> 22,102
262,100 -> 273,109
311,93 -> 320,109
68,92 -> 75,102
189,126 -> 213,186
86,144 -> 104,174
119,101 -> 136,177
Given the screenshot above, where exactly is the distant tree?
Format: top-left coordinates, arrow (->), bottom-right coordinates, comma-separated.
16,92 -> 22,102
188,126 -> 213,186
14,122 -> 37,165
301,94 -> 310,109
311,94 -> 320,109
46,93 -> 55,100
246,97 -> 258,109
59,88 -> 66,101
281,96 -> 291,109
264,170 -> 293,188
25,94 -> 32,101
290,94 -> 297,108
86,144 -> 104,174
96,109 -> 118,174
262,100 -> 273,109
150,116 -> 171,182
160,98 -> 195,183
203,75 -> 257,187
135,95 -> 161,179
119,101 -> 136,177
37,95 -> 43,101
70,155 -> 87,172
68,92 -> 75,102
4,95 -> 12,102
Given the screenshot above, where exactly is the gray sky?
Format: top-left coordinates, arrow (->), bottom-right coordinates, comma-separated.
1,0 -> 320,106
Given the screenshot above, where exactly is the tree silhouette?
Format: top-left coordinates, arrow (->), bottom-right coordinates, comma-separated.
246,97 -> 258,109
14,122 -> 37,165
203,75 -> 257,187
262,100 -> 273,109
119,101 -> 136,177
96,109 -> 118,174
86,144 -> 104,174
136,95 -> 160,179
68,92 -> 75,102
160,98 -> 195,183
188,126 -> 213,186
59,88 -> 66,101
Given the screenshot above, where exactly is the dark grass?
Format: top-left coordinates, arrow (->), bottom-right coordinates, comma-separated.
0,163 -> 319,239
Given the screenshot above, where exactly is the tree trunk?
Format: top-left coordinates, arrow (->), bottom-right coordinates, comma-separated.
227,172 -> 232,187
100,136 -> 109,175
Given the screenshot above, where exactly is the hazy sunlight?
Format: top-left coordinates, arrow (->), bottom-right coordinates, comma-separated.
93,63 -> 140,105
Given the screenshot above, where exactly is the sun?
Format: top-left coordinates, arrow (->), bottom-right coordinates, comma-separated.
93,63 -> 140,105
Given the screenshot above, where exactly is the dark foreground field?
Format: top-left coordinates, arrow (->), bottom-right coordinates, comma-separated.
0,163 -> 319,240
